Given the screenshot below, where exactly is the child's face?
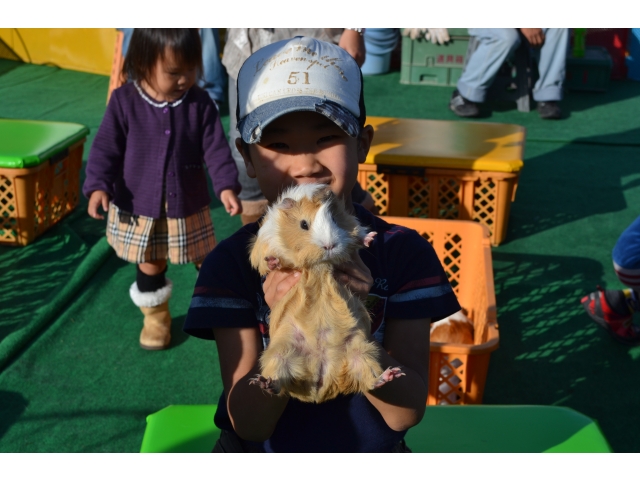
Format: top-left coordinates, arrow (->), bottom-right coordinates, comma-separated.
146,47 -> 197,102
237,112 -> 373,209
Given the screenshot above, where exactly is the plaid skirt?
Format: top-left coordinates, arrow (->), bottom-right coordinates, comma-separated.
106,203 -> 216,264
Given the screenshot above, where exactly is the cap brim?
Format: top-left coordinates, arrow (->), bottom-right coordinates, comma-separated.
238,96 -> 361,144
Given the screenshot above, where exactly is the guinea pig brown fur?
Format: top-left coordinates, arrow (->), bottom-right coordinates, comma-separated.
430,310 -> 475,345
248,183 -> 403,403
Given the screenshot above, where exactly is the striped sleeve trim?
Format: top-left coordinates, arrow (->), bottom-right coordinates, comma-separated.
396,275 -> 448,293
388,283 -> 453,303
189,296 -> 253,310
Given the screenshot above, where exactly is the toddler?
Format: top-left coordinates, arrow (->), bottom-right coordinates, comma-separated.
84,29 -> 241,350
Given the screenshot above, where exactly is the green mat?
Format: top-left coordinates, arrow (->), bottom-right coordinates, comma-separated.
1,58 -> 640,453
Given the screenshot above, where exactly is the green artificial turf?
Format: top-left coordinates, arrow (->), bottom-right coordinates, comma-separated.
1,58 -> 640,452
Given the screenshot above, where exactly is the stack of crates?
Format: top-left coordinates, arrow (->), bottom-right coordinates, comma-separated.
387,217 -> 498,405
400,29 -> 470,86
360,116 -> 525,246
0,119 -> 89,246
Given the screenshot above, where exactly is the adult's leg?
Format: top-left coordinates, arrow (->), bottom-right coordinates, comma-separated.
199,28 -> 227,104
228,76 -> 269,224
531,28 -> 569,102
612,215 -> 640,295
119,28 -> 134,58
456,28 -> 521,103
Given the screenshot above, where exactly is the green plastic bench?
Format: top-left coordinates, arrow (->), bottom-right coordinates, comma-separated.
140,404 -> 612,453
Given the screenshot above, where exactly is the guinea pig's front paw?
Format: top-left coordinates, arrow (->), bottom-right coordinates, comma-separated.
249,374 -> 281,395
372,366 -> 406,389
265,256 -> 281,271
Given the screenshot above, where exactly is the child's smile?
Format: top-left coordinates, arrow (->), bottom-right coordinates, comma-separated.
238,111 -> 373,211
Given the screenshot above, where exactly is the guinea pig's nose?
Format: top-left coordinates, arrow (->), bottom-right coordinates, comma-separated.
324,244 -> 336,252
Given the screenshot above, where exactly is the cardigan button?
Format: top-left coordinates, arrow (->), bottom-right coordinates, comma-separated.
163,107 -> 169,114
165,129 -> 171,135
168,171 -> 174,177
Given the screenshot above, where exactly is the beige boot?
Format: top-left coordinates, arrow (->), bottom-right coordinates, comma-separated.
130,279 -> 173,350
138,302 -> 172,350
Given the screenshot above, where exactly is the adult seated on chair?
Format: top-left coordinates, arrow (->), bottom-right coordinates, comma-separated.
450,28 -> 569,120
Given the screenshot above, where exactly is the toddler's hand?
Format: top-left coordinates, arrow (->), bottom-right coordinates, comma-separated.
333,253 -> 373,301
263,268 -> 301,309
220,189 -> 242,216
88,190 -> 110,220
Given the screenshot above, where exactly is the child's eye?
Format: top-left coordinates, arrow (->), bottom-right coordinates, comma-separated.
267,142 -> 289,150
318,135 -> 339,144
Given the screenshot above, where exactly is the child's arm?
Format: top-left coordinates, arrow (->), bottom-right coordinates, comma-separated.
363,318 -> 430,431
214,326 -> 289,441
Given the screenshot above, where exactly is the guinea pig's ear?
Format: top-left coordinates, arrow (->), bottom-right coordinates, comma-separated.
313,186 -> 334,204
279,197 -> 296,210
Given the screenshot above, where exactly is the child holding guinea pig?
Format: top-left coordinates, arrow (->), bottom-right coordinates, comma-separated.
183,36 -> 461,452
83,29 -> 241,351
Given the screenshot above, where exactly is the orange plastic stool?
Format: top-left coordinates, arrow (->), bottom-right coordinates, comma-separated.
385,216 -> 498,405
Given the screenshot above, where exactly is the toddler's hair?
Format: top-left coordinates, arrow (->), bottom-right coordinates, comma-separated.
123,29 -> 203,83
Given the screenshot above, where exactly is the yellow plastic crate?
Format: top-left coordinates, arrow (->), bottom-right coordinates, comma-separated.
361,117 -> 526,246
0,119 -> 88,246
386,216 -> 498,405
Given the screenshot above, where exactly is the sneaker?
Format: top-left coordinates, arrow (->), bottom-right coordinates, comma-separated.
537,101 -> 562,119
581,286 -> 640,346
449,89 -> 480,118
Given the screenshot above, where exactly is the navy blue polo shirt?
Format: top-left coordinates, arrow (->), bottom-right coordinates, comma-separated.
184,204 -> 461,452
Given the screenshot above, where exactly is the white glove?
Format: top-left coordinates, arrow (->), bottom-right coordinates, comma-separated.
425,28 -> 450,45
402,28 -> 428,40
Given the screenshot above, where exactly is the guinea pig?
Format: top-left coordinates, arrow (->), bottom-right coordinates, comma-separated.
430,310 -> 474,345
248,183 -> 404,403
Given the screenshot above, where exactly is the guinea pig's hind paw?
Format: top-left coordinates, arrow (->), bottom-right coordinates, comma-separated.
373,366 -> 406,388
363,232 -> 377,248
249,374 -> 281,395
265,256 -> 280,271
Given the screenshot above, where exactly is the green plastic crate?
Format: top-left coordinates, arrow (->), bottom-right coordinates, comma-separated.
400,33 -> 470,86
565,46 -> 613,92
0,119 -> 89,246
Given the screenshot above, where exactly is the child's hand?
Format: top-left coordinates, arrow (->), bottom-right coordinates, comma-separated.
263,269 -> 301,309
520,28 -> 545,47
88,190 -> 110,220
220,189 -> 243,216
333,253 -> 373,301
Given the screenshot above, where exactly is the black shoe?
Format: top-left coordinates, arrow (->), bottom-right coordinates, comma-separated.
449,89 -> 480,118
537,101 -> 562,119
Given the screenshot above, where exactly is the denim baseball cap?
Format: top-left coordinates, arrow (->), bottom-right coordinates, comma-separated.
236,36 -> 366,144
